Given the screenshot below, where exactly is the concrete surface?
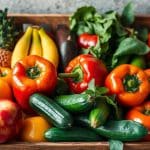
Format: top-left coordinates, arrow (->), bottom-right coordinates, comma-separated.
0,0 -> 150,14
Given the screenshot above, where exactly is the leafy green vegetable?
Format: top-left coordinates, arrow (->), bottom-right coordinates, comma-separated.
137,27 -> 149,42
70,6 -> 117,58
70,3 -> 150,70
112,37 -> 150,67
121,2 -> 135,26
109,140 -> 123,150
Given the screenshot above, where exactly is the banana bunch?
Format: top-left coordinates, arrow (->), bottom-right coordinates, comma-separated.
11,26 -> 59,68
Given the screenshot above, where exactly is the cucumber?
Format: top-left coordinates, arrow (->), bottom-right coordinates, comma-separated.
29,93 -> 73,129
89,101 -> 110,128
76,115 -> 148,141
44,127 -> 102,142
95,120 -> 148,141
55,94 -> 94,113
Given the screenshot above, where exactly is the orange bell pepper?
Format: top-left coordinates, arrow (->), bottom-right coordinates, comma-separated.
21,116 -> 52,142
0,67 -> 12,86
0,79 -> 12,99
105,64 -> 149,107
126,101 -> 150,141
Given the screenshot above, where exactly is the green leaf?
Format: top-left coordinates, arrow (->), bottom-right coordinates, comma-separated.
112,37 -> 150,67
69,6 -> 96,31
121,2 -> 135,26
137,27 -> 149,42
109,140 -> 123,150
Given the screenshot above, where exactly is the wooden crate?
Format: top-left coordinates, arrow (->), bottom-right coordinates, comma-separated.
3,14 -> 150,150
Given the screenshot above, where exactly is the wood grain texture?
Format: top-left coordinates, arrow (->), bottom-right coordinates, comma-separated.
1,142 -> 150,150
4,14 -> 150,150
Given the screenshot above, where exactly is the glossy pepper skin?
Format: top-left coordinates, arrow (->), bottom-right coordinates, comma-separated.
12,55 -> 57,113
0,67 -> 12,86
64,54 -> 108,93
126,101 -> 150,140
21,116 -> 52,142
78,33 -> 98,49
105,64 -> 149,107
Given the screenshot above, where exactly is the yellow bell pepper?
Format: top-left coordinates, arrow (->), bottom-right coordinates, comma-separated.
21,116 -> 52,142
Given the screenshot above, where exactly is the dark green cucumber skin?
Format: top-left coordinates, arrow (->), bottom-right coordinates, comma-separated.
89,101 -> 110,128
44,127 -> 102,142
55,94 -> 94,113
29,93 -> 73,129
76,115 -> 148,141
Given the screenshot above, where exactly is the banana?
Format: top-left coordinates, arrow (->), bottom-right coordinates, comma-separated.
38,28 -> 59,68
11,26 -> 33,68
29,28 -> 42,56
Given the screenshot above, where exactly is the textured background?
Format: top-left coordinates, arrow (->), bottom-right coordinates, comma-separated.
0,0 -> 150,14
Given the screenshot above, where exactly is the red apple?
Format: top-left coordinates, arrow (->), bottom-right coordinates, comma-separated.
0,99 -> 21,143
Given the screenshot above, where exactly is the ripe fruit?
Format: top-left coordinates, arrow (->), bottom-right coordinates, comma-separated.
0,8 -> 19,67
0,99 -> 21,143
11,26 -> 32,68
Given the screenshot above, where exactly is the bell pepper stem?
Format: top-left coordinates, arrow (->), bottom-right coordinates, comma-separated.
58,72 -> 79,78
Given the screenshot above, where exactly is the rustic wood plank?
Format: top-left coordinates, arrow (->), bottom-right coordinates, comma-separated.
8,14 -> 70,31
1,142 -> 150,150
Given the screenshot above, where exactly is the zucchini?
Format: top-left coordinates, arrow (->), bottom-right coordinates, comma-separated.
76,115 -> 148,141
89,101 -> 110,128
44,127 -> 102,142
29,93 -> 73,129
55,94 -> 94,113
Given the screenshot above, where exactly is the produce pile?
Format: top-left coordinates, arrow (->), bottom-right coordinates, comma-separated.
1,3 -> 150,149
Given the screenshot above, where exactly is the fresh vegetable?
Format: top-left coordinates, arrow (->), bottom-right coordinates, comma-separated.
29,93 -> 73,129
144,69 -> 150,83
130,55 -> 146,69
55,24 -> 78,71
0,67 -> 12,86
89,100 -> 110,128
44,127 -> 102,142
21,116 -> 52,142
70,5 -> 150,70
105,64 -> 149,106
126,101 -> 150,141
12,55 -> 57,112
0,99 -> 21,143
78,33 -> 98,49
109,140 -> 123,150
0,79 -> 12,99
59,54 -> 108,93
55,93 -> 94,113
76,115 -> 148,141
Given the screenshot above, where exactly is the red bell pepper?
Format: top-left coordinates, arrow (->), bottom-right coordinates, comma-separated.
12,55 -> 57,113
78,33 -> 98,49
59,54 -> 108,93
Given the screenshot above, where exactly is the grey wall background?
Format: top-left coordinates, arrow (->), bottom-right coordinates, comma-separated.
0,0 -> 150,14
